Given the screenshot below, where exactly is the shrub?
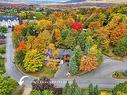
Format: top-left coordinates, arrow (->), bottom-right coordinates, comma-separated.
32,78 -> 62,95
0,75 -> 18,95
112,81 -> 127,95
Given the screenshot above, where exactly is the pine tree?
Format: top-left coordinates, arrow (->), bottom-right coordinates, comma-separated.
69,45 -> 83,75
62,81 -> 71,95
70,79 -> 80,95
69,58 -> 79,75
94,85 -> 99,95
89,84 -> 94,95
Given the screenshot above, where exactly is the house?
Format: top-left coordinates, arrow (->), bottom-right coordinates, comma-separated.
0,15 -> 19,28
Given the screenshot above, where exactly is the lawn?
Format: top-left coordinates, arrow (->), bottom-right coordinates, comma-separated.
18,64 -> 57,78
28,67 -> 57,78
0,44 -> 6,74
81,89 -> 112,95
0,58 -> 5,74
0,44 -> 6,54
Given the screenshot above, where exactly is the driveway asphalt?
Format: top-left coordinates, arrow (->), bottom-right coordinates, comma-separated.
5,29 -> 127,88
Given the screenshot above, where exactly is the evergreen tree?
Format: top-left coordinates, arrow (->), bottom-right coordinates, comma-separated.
73,45 -> 83,66
114,34 -> 127,56
62,81 -> 71,95
69,45 -> 83,75
89,84 -> 94,95
85,36 -> 94,54
69,59 -> 79,75
70,79 -> 80,95
64,31 -> 79,50
94,85 -> 99,95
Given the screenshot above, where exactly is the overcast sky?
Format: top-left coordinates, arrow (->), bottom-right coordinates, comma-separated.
2,0 -> 71,2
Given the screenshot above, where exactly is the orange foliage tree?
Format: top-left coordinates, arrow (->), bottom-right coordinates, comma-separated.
16,41 -> 26,52
32,30 -> 52,53
80,56 -> 97,72
12,24 -> 27,48
110,22 -> 127,44
53,29 -> 61,42
88,21 -> 101,30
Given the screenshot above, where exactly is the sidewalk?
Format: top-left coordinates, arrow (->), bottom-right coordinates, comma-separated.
22,87 -> 32,95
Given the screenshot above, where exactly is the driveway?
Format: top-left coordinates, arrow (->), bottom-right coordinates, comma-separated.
5,28 -> 127,88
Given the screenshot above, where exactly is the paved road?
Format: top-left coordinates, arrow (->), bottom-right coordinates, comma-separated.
5,29 -> 34,87
5,29 -> 127,88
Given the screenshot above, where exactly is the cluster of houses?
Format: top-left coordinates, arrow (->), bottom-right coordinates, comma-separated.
0,15 -> 19,28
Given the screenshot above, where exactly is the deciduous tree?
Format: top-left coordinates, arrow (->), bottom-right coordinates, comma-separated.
80,56 -> 97,72
23,50 -> 45,72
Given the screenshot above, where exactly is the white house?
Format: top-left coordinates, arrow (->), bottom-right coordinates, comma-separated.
0,15 -> 19,28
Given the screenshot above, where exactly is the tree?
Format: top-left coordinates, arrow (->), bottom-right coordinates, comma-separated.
70,79 -> 80,95
114,34 -> 127,56
80,56 -> 97,72
89,84 -> 94,95
36,19 -> 52,32
85,36 -> 94,54
12,24 -> 27,48
42,90 -> 54,95
61,29 -> 70,40
94,85 -> 99,95
69,45 -> 83,75
23,50 -> 45,72
0,26 -> 7,33
71,22 -> 83,32
14,50 -> 25,64
69,58 -> 79,75
62,81 -> 71,95
64,31 -> 79,49
32,30 -> 52,53
112,81 -> 127,95
88,45 -> 103,64
110,22 -> 127,45
53,29 -> 61,42
78,29 -> 93,50
0,75 -> 17,95
31,90 -> 41,95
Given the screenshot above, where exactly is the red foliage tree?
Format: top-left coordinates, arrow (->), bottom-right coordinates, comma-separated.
71,22 -> 83,32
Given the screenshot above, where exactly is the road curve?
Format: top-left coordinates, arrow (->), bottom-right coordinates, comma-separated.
5,28 -> 127,88
5,29 -> 34,87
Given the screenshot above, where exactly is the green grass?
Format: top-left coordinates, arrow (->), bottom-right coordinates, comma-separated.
28,67 -> 57,78
0,45 -> 6,54
0,58 -> 5,74
18,65 -> 57,78
81,89 -> 89,95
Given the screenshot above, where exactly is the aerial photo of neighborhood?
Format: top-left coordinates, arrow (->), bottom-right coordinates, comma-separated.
0,0 -> 127,95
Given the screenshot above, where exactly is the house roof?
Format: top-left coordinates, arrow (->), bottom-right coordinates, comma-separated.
0,15 -> 19,21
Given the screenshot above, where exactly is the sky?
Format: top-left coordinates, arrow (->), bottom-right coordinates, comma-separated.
1,0 -> 72,2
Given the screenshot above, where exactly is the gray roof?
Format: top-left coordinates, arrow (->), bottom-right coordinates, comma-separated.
0,15 -> 18,21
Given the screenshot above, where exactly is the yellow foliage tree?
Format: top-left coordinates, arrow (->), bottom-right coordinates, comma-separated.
23,50 -> 45,72
32,30 -> 52,53
46,61 -> 59,70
